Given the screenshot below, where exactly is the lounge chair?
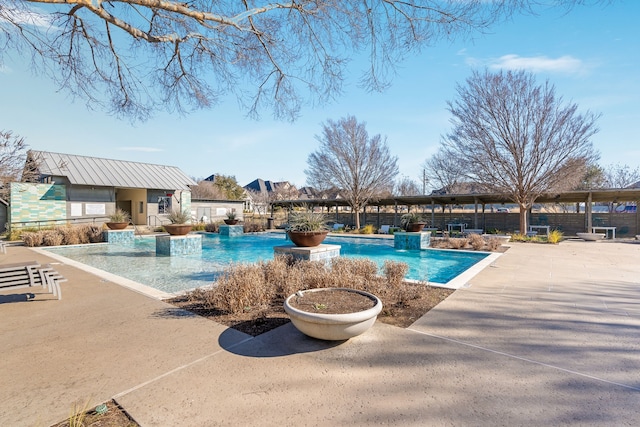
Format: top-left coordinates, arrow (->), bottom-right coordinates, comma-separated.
332,223 -> 345,231
0,261 -> 66,300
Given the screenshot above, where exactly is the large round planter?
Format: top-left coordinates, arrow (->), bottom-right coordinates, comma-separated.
224,219 -> 239,225
576,232 -> 605,241
287,230 -> 329,247
106,222 -> 129,230
163,224 -> 192,236
407,222 -> 426,232
284,288 -> 383,340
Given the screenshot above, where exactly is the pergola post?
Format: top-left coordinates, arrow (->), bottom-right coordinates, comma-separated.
586,192 -> 593,232
473,197 -> 479,229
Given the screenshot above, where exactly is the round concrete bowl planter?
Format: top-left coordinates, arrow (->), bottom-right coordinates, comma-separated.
406,222 -> 427,232
576,232 -> 605,241
284,288 -> 383,340
106,222 -> 129,230
163,224 -> 192,236
223,219 -> 239,225
287,230 -> 329,247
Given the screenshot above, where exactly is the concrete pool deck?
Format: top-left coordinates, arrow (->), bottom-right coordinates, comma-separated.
1,240 -> 639,426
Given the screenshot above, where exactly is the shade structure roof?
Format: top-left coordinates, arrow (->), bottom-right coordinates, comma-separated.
274,188 -> 640,208
30,151 -> 196,191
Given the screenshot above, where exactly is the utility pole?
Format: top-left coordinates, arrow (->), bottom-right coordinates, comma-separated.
422,168 -> 428,195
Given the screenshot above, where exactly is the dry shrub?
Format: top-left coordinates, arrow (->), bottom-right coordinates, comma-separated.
448,237 -> 469,249
383,260 -> 409,287
185,287 -> 218,308
80,224 -> 104,243
59,226 -> 81,245
42,229 -> 64,246
243,222 -> 265,233
185,257 -> 416,316
204,222 -> 218,233
468,233 -> 485,250
297,260 -> 334,289
486,237 -> 501,251
22,231 -> 44,247
209,263 -> 274,314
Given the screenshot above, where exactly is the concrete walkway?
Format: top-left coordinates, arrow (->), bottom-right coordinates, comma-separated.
1,240 -> 639,426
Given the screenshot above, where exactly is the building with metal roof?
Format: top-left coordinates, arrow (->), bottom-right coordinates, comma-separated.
9,151 -> 197,228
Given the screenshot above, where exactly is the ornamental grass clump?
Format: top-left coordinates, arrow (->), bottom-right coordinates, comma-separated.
108,208 -> 130,223
287,209 -> 328,232
167,209 -> 191,224
547,229 -> 563,244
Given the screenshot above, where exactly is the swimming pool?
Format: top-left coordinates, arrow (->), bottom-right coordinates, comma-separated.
45,232 -> 491,294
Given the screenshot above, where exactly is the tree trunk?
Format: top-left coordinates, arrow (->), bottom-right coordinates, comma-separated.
519,204 -> 528,234
354,207 -> 361,229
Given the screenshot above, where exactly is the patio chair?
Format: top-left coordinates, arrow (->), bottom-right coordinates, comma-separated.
332,223 -> 345,231
0,261 -> 66,300
379,225 -> 391,234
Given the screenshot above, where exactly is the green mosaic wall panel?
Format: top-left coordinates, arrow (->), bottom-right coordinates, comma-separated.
10,183 -> 66,227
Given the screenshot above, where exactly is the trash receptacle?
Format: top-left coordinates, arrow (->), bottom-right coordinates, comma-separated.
267,217 -> 274,229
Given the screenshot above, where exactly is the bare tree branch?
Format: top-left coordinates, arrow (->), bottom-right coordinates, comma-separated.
306,115 -> 398,228
435,69 -> 599,233
0,0 -> 591,120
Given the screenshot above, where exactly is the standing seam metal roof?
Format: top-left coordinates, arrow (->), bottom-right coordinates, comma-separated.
31,151 -> 197,190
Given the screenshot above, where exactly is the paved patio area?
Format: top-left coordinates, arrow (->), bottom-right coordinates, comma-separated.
1,240 -> 639,426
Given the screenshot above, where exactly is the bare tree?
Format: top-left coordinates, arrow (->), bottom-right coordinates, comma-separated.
271,183 -> 299,201
1,1 -> 591,120
306,115 -> 398,229
191,175 -> 244,200
574,163 -> 606,190
603,163 -> 640,189
439,69 -> 600,233
395,177 -> 421,196
247,189 -> 271,217
0,130 -> 32,200
190,180 -> 225,200
422,148 -> 466,194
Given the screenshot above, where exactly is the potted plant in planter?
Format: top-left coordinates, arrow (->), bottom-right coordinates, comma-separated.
224,211 -> 239,225
284,287 -> 383,340
163,209 -> 192,236
400,212 -> 426,232
106,208 -> 131,230
286,209 -> 329,247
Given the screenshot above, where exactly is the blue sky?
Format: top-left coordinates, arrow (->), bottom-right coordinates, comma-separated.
1,1 -> 638,189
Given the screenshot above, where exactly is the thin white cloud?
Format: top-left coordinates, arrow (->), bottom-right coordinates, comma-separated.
118,147 -> 164,152
489,54 -> 585,74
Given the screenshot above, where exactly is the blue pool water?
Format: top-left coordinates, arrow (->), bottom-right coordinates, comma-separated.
46,233 -> 489,294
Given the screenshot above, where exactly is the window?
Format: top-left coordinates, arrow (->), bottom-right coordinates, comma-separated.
158,196 -> 171,214
139,201 -> 144,214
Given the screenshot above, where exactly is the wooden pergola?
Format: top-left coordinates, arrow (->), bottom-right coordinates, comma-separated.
272,188 -> 640,231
